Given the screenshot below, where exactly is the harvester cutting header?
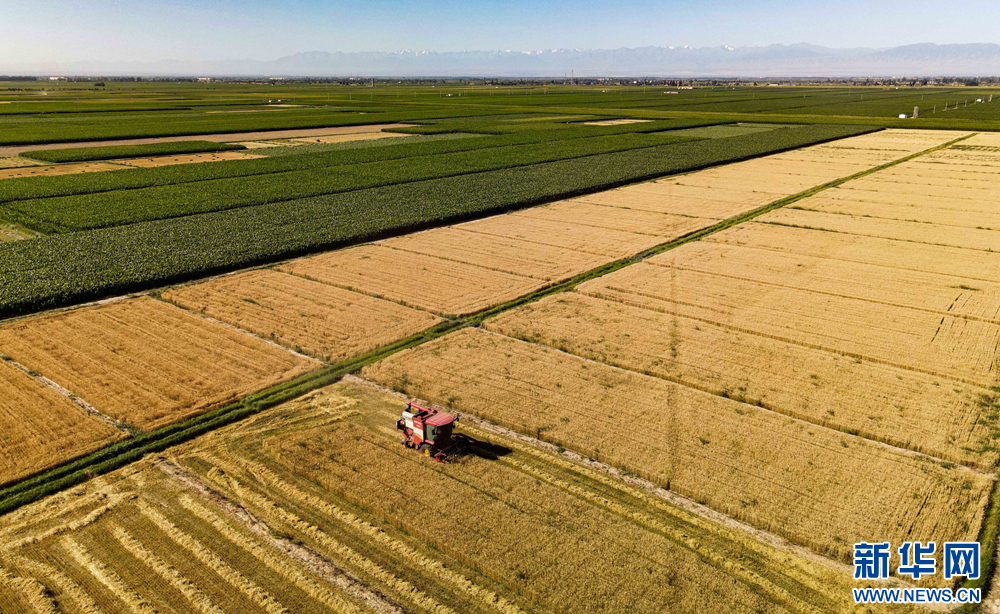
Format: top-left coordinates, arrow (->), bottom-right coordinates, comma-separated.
397,401 -> 468,462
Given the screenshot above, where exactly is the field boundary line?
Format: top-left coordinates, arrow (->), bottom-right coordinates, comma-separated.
759,218 -> 1000,255
702,231 -> 1000,285
0,355 -> 136,437
471,326 -> 996,478
644,260 -> 1000,326
0,129 -> 969,516
154,294 -> 320,364
585,279 -> 993,387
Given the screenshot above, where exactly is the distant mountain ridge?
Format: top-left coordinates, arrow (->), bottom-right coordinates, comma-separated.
5,43 -> 1000,77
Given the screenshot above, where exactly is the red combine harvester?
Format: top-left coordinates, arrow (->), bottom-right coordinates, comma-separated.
397,402 -> 468,462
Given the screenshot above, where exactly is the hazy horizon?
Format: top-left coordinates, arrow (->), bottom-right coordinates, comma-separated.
3,0 -> 1000,67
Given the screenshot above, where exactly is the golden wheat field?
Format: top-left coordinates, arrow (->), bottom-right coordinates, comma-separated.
0,380 -> 912,614
162,269 -> 442,363
708,221 -> 1000,282
485,292 -> 997,469
568,129 -> 966,222
578,260 -> 1000,387
650,240 -> 1000,324
363,328 -> 992,561
457,213 -> 665,257
378,226 -> 608,281
788,194 -> 1000,230
763,205 -> 1000,251
0,297 -> 319,430
507,200 -> 715,237
279,244 -> 544,316
0,360 -> 124,486
573,182 -> 786,218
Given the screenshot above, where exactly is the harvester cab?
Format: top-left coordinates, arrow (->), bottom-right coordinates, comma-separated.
397,402 -> 467,462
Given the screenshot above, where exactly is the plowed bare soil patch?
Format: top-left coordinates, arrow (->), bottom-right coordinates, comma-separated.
0,297 -> 318,430
0,360 -> 123,485
163,269 -> 441,363
580,119 -> 652,126
280,244 -> 543,316
287,132 -> 411,145
0,162 -> 123,180
113,151 -> 265,167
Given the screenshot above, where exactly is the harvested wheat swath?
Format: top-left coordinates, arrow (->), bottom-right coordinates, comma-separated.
197,391 -> 809,613
197,461 -> 461,614
509,200 -> 715,237
0,563 -> 58,614
457,213 -> 664,258
0,360 -> 123,486
60,535 -> 159,614
761,208 -> 1000,252
793,196 -> 1000,230
5,493 -> 129,551
110,526 -> 226,614
6,553 -> 106,614
280,245 -> 543,316
205,453 -> 524,614
578,262 -> 1000,387
379,226 -> 608,281
487,292 -> 995,468
136,499 -> 291,614
162,269 -> 441,363
363,328 -> 992,561
0,297 -> 319,431
648,241 -> 1000,323
708,222 -> 1000,283
176,496 -> 367,614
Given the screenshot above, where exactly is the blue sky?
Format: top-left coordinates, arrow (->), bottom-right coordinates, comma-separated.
4,0 -> 999,63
